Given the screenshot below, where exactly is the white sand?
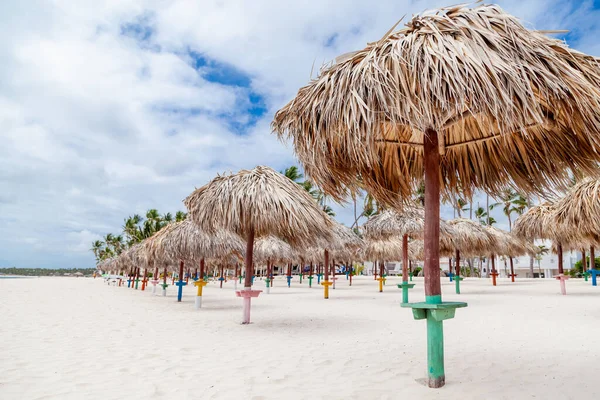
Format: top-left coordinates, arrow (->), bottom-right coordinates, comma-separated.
1,275 -> 599,400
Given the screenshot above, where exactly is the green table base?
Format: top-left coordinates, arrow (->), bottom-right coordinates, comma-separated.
409,272 -> 413,282
583,271 -> 590,282
454,275 -> 464,294
402,298 -> 467,388
397,282 -> 416,304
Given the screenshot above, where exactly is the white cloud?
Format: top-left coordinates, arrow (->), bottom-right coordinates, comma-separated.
0,0 -> 597,268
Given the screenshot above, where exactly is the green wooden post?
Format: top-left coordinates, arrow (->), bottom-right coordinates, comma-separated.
397,282 -> 415,304
454,275 -> 463,294
426,295 -> 444,386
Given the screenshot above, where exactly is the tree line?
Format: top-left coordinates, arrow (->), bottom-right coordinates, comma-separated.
90,209 -> 187,262
0,267 -> 97,276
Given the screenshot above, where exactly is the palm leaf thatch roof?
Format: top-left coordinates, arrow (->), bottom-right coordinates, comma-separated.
364,237 -> 404,261
407,239 -> 453,261
553,178 -> 600,242
252,235 -> 296,264
362,207 -> 455,248
206,253 -> 243,268
117,243 -> 147,269
146,220 -> 244,265
184,166 -> 332,247
299,221 -> 364,263
272,3 -> 600,205
485,226 -> 535,257
447,218 -> 497,256
513,201 -> 572,244
363,208 -> 425,239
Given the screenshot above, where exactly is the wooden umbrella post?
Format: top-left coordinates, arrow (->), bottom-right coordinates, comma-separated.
286,263 -> 293,288
141,268 -> 148,291
237,229 -> 262,324
321,250 -> 332,299
398,234 -> 415,303
308,263 -> 314,287
332,259 -> 337,289
317,263 -> 322,284
448,258 -> 454,282
589,246 -> 598,286
176,261 -> 187,302
508,257 -> 517,282
134,268 -> 141,290
194,259 -> 207,309
219,265 -> 225,288
265,259 -> 272,294
401,129 -> 467,389
374,262 -> 378,281
554,243 -> 569,295
150,266 -> 159,295
454,250 -> 463,294
377,261 -> 385,292
127,268 -> 133,288
348,261 -> 354,286
490,256 -> 499,286
581,250 -> 589,281
161,266 -> 168,296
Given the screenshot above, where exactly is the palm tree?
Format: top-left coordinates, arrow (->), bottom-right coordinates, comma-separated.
123,214 -> 143,245
175,211 -> 187,222
535,245 -> 549,277
454,197 -> 469,218
493,189 -> 528,231
163,212 -> 173,224
474,206 -> 491,225
110,235 -> 125,255
90,240 -> 104,262
282,166 -> 304,183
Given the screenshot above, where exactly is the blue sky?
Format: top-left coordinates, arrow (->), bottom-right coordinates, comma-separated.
1,0 -> 599,268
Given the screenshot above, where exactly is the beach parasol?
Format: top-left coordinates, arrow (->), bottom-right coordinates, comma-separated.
148,220 -> 245,306
553,178 -> 600,285
273,3 -> 600,387
184,165 -> 332,323
513,202 -> 572,293
363,207 -> 454,299
253,235 -> 295,293
447,218 -> 497,291
364,237 -> 403,293
311,220 -> 364,295
484,226 -> 525,286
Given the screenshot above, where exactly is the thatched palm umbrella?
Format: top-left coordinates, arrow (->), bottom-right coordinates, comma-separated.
184,165 -> 332,323
148,220 -> 244,307
513,202 -> 574,293
363,207 -> 454,299
483,226 -> 510,285
328,222 -> 364,291
364,237 -> 403,293
253,235 -> 295,293
119,243 -> 146,289
553,178 -> 600,285
273,3 -> 600,387
447,219 -> 497,292
310,221 -> 364,296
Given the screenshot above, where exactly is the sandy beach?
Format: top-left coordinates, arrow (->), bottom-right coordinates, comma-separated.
1,276 -> 598,400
